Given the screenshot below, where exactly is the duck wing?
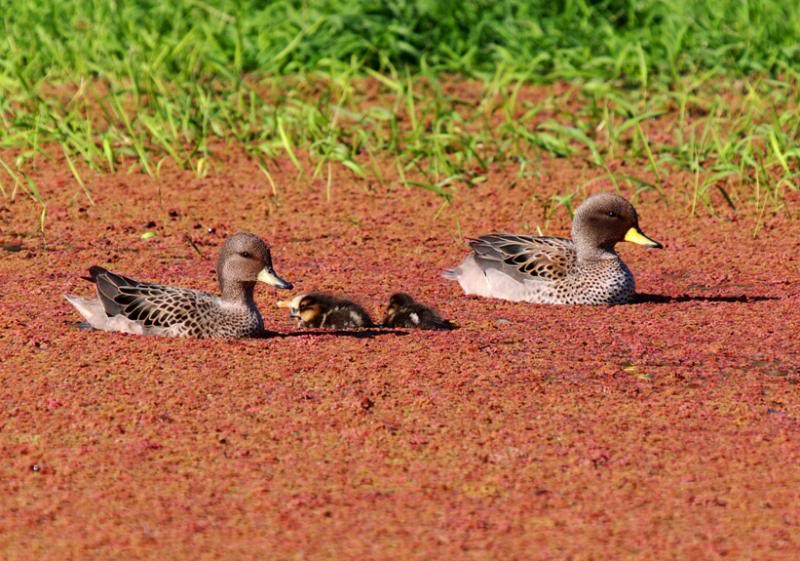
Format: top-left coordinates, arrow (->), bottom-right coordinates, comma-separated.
411,306 -> 455,330
383,305 -> 454,330
324,302 -> 375,328
421,311 -> 455,330
89,266 -> 209,329
468,234 -> 576,282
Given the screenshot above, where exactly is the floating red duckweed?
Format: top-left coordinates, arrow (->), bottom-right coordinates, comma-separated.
1,146 -> 799,560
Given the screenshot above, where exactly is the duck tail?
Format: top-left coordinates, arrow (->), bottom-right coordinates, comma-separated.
433,318 -> 456,331
64,294 -> 106,328
442,267 -> 461,280
80,265 -> 110,283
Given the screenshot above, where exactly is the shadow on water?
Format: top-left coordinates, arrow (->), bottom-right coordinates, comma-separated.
264,328 -> 409,340
73,322 -> 408,340
632,293 -> 777,305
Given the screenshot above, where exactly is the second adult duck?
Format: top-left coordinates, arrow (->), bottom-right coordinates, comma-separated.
444,193 -> 662,305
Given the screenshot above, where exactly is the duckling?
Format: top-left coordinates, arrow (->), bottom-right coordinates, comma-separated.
382,293 -> 455,330
64,232 -> 292,338
278,292 -> 375,329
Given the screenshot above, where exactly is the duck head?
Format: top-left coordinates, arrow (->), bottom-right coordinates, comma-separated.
217,233 -> 292,300
571,193 -> 662,259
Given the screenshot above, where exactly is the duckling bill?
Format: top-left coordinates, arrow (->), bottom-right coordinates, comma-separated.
382,293 -> 455,330
278,292 -> 375,329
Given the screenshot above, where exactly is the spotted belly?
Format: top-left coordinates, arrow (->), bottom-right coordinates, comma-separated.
524,260 -> 635,305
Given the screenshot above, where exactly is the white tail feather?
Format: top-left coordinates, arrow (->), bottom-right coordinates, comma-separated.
64,295 -> 107,328
64,295 -> 148,335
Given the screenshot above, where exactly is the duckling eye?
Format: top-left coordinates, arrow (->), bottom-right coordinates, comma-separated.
240,251 -> 252,258
607,211 -> 617,218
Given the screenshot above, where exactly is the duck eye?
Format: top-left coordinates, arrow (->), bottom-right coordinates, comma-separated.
240,251 -> 252,258
607,211 -> 617,218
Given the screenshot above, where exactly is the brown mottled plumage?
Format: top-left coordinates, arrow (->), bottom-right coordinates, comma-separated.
65,232 -> 292,338
382,293 -> 455,330
279,292 -> 374,329
444,193 -> 662,305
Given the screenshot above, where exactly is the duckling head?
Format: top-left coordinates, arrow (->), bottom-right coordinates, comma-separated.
571,193 -> 662,258
277,293 -> 307,320
386,292 -> 415,317
297,293 -> 330,325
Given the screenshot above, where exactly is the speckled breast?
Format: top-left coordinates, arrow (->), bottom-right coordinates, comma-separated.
526,258 -> 635,305
189,305 -> 264,339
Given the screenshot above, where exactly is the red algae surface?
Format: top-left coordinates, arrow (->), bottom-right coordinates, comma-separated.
1,149 -> 800,560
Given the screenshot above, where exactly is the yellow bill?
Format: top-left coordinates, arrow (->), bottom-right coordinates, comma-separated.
257,267 -> 293,289
623,227 -> 663,249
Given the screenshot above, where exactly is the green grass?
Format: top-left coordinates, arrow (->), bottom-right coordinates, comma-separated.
2,0 -> 800,222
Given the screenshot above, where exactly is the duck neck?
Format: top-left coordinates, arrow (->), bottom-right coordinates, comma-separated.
572,228 -> 617,262
578,245 -> 617,262
220,280 -> 257,306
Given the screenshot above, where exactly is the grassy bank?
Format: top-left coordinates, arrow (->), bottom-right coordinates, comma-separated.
1,0 -> 799,218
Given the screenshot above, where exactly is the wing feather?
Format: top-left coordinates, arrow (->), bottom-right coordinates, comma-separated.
468,233 -> 576,282
88,267 -> 204,329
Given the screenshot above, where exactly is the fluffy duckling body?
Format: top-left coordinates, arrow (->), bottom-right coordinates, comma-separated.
382,293 -> 455,330
65,232 -> 292,338
444,193 -> 662,305
279,293 -> 375,329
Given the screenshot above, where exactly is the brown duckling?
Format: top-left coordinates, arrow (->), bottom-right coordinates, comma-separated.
382,293 -> 455,330
277,292 -> 375,329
